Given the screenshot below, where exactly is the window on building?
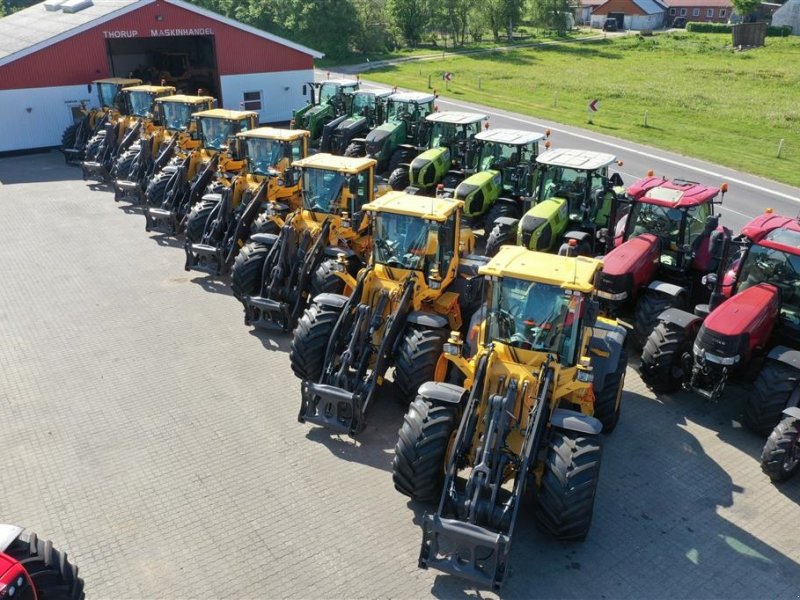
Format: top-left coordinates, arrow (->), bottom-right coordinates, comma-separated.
243,91 -> 262,112
680,7 -> 687,15
706,7 -> 714,16
692,7 -> 700,15
719,8 -> 726,16
670,7 -> 676,14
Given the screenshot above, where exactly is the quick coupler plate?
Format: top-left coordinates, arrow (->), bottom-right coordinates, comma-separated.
81,161 -> 108,181
144,208 -> 178,234
419,514 -> 510,591
242,295 -> 289,330
298,381 -> 359,435
184,243 -> 224,275
63,148 -> 83,163
114,179 -> 142,203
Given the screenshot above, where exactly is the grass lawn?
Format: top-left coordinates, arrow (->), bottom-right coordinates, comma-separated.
365,32 -> 800,187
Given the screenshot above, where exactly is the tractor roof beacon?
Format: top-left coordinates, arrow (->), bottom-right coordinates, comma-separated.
393,245 -> 628,590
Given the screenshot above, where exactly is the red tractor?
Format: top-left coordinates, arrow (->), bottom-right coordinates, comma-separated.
0,525 -> 84,599
640,211 -> 800,435
596,175 -> 728,349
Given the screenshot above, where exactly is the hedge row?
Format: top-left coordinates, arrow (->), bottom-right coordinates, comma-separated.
685,22 -> 793,36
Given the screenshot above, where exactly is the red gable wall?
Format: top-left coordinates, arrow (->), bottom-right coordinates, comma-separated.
0,0 -> 315,90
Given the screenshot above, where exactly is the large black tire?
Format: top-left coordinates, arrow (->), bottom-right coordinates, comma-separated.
639,322 -> 693,393
84,132 -> 105,161
111,148 -> 138,181
61,122 -> 79,150
631,291 -> 682,351
343,142 -> 362,157
145,170 -> 172,207
744,361 -> 800,435
593,351 -> 628,433
388,167 -> 410,191
394,327 -> 448,403
441,174 -> 461,191
535,429 -> 602,541
3,529 -> 85,600
392,397 -> 459,502
387,148 -> 413,175
485,221 -> 518,257
290,303 -> 341,381
760,414 -> 800,482
231,241 -> 270,301
484,200 -> 521,229
185,200 -> 218,244
251,213 -> 281,236
309,258 -> 346,298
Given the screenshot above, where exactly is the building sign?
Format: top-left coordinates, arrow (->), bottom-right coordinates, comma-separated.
102,28 -> 213,39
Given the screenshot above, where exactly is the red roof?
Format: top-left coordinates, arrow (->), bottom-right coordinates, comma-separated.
663,0 -> 731,7
627,176 -> 721,208
741,213 -> 800,256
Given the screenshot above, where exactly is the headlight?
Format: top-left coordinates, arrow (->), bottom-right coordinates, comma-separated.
596,290 -> 627,301
694,342 -> 739,365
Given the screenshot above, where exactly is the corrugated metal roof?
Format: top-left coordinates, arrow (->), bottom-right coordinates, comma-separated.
663,0 -> 731,6
633,0 -> 667,13
0,0 -> 138,61
0,0 -> 323,66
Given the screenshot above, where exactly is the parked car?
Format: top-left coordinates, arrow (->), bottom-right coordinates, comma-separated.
603,18 -> 619,31
672,17 -> 687,27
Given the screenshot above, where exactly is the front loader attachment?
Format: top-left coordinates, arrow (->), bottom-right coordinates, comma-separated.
243,217 -> 331,331
62,115 -> 96,164
145,153 -> 219,235
114,134 -> 153,204
81,122 -> 120,181
419,356 -> 553,590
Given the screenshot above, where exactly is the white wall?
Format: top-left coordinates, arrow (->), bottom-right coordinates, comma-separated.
0,85 -> 92,152
627,13 -> 664,28
772,0 -> 800,34
219,68 -> 314,125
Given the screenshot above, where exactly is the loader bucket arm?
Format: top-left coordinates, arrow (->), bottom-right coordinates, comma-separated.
151,132 -> 179,176
224,179 -> 269,266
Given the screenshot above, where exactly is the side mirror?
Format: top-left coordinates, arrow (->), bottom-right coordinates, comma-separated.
609,172 -> 623,187
285,167 -> 301,187
708,228 -> 727,261
704,214 -> 720,233
349,176 -> 359,195
302,84 -> 308,96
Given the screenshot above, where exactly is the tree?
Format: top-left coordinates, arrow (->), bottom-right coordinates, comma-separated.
730,0 -> 761,21
530,0 -> 572,34
388,0 -> 431,46
282,0 -> 361,59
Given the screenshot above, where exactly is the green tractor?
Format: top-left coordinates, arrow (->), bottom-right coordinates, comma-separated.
486,148 -> 625,257
61,77 -> 142,164
347,91 -> 437,174
292,79 -> 360,147
452,128 -> 549,230
388,111 -> 487,195
319,88 -> 393,155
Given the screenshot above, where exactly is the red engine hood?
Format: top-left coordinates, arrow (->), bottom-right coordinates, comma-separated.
703,283 -> 780,337
601,233 -> 660,289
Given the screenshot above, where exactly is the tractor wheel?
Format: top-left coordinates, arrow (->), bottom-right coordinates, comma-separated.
290,302 -> 341,381
84,132 -> 105,161
535,429 -> 602,541
145,171 -> 172,207
394,327 -> 448,403
485,221 -> 518,257
388,167 -> 410,191
632,291 -> 681,351
744,361 -> 800,435
309,258 -> 346,299
343,143 -> 362,157
185,200 -> 218,244
250,213 -> 281,236
231,241 -> 270,301
485,200 -> 521,230
111,148 -> 138,181
387,148 -> 413,175
441,174 -> 461,191
760,414 -> 800,482
639,322 -> 693,393
392,396 -> 459,502
593,350 -> 628,433
3,530 -> 85,600
61,122 -> 79,150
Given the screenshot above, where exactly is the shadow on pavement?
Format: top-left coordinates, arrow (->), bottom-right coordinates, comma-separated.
247,327 -> 292,353
148,233 -> 184,249
189,275 -> 233,296
0,151 -> 81,184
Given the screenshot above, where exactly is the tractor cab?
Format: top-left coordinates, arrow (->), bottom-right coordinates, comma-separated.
364,91 -> 437,171
621,176 -> 725,271
319,87 -> 393,155
405,111 -> 487,195
93,77 -> 143,112
194,108 -> 257,152
154,95 -> 216,134
454,128 -> 548,223
292,79 -> 360,145
120,84 -> 177,120
237,127 -> 308,177
517,148 -> 624,255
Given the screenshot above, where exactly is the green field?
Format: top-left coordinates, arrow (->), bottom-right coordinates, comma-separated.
366,33 -> 800,187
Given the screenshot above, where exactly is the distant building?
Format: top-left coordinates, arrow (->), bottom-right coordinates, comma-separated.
591,0 -> 668,30
771,0 -> 800,33
664,0 -> 732,24
575,0 -> 606,25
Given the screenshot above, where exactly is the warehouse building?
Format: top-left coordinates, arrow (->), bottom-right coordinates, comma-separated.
0,0 -> 323,152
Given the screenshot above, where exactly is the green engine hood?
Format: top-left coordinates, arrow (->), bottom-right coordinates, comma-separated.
455,169 -> 502,218
518,197 -> 568,252
410,146 -> 450,189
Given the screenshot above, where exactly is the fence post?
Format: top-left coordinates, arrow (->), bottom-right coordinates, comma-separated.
428,74 -> 432,89
644,111 -> 649,128
777,139 -> 785,158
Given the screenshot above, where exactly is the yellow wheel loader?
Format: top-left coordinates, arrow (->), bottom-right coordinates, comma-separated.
112,93 -> 215,204
81,84 -> 176,181
393,246 -> 628,589
231,154 -> 388,330
143,108 -> 258,235
183,127 -> 309,276
290,191 -> 486,436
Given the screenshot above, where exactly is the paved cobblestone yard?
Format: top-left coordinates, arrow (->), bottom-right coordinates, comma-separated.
1,151 -> 798,599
